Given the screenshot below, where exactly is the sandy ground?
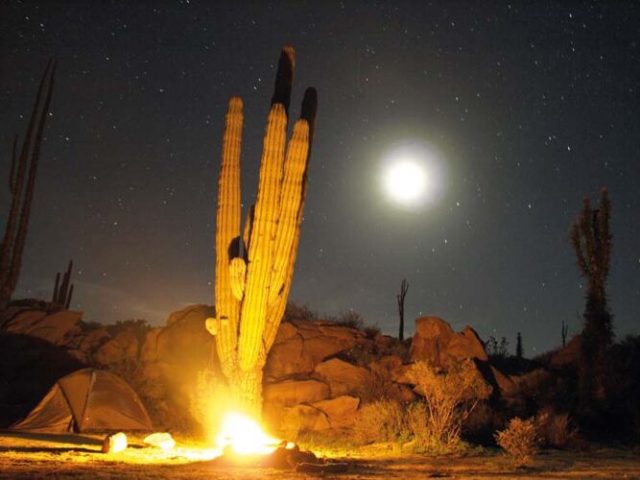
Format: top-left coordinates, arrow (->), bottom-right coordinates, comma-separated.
0,431 -> 639,479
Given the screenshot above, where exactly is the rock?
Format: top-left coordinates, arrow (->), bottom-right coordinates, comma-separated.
143,432 -> 175,450
280,405 -> 330,436
2,309 -> 82,346
264,334 -> 314,380
314,358 -> 370,397
370,355 -> 404,378
265,320 -> 364,381
60,325 -> 110,363
410,316 -> 488,366
140,328 -> 163,363
312,395 -> 360,429
155,304 -> 216,376
490,365 -> 518,397
273,322 -> 299,344
102,432 -> 128,453
264,379 -> 330,407
94,329 -> 139,366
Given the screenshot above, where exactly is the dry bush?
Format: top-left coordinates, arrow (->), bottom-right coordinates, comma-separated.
404,360 -> 491,448
352,400 -> 410,445
495,417 -> 541,466
535,407 -> 578,449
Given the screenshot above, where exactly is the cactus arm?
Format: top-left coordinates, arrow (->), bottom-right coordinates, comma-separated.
237,104 -> 287,370
229,257 -> 247,300
263,89 -> 317,350
213,97 -> 243,377
268,119 -> 309,304
65,284 -> 74,309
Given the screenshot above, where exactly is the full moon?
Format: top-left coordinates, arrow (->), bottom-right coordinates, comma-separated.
383,160 -> 428,205
380,142 -> 444,209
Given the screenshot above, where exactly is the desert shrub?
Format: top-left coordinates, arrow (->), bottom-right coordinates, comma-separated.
352,400 -> 410,446
404,360 -> 491,449
495,417 -> 540,466
535,407 -> 578,449
363,325 -> 381,339
360,369 -> 391,403
331,309 -> 364,329
284,302 -> 319,322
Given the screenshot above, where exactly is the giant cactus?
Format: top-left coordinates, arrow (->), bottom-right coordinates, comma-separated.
0,60 -> 56,311
207,46 -> 317,416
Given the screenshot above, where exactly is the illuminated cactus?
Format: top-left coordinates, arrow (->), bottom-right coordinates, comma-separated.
207,46 -> 317,416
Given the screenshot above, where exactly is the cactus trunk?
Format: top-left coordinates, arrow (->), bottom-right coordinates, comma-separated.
209,46 -> 317,417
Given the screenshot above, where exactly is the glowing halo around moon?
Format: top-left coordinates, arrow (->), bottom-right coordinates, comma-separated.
379,142 -> 445,209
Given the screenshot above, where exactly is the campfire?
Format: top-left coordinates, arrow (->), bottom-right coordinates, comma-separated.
213,411 -> 289,457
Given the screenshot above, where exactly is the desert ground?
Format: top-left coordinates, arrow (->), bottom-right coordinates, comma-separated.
0,432 -> 638,480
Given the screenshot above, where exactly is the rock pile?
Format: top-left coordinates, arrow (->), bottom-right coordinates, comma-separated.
1,303 -> 526,438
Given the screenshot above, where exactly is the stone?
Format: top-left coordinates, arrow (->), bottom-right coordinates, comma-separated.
94,329 -> 139,366
143,432 -> 175,450
490,365 -> 518,397
410,316 -> 488,367
314,358 -> 370,397
280,405 -> 330,436
265,320 -> 364,381
273,322 -> 299,344
312,395 -> 360,429
102,432 -> 128,453
263,379 -> 330,407
264,334 -> 314,380
3,309 -> 82,346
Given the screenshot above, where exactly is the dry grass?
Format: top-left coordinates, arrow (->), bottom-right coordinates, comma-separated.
0,431 -> 639,479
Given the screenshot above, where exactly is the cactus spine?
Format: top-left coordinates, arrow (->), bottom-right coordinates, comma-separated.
208,46 -> 317,415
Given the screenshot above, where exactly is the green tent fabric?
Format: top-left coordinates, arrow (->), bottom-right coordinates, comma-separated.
11,368 -> 153,433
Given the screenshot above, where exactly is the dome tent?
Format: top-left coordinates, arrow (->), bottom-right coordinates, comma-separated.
11,368 -> 153,433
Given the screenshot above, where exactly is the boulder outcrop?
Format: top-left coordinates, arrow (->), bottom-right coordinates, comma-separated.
410,316 -> 488,366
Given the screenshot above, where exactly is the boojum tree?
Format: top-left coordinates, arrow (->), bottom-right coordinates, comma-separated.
206,46 -> 317,416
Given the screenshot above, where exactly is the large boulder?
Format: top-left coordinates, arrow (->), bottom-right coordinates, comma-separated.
312,395 -> 360,429
410,316 -> 487,366
2,308 -> 83,346
279,405 -> 330,437
94,328 -> 140,366
264,320 -> 365,381
263,379 -> 330,407
314,358 -> 371,397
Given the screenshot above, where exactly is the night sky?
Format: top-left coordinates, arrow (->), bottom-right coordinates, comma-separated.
1,1 -> 639,355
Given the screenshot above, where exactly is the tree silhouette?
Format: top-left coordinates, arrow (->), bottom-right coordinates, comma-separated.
397,278 -> 409,341
570,188 -> 613,406
516,332 -> 523,359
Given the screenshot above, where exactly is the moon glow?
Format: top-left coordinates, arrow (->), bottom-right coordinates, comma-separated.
383,160 -> 428,205
380,143 -> 444,209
